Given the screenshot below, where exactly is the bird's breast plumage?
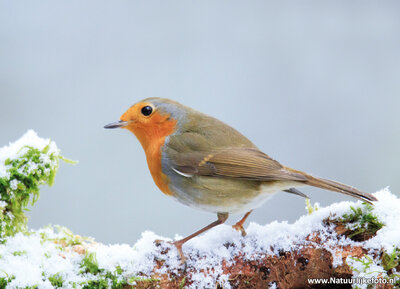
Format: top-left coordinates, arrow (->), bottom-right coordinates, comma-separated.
132,110 -> 178,197
145,137 -> 174,196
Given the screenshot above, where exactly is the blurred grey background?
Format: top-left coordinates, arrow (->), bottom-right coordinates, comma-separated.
1,1 -> 399,244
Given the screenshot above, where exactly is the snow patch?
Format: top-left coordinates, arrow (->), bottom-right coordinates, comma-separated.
0,130 -> 59,179
1,188 -> 399,288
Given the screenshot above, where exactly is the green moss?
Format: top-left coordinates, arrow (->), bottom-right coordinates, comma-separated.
115,266 -> 123,275
77,254 -> 130,288
347,250 -> 400,288
382,247 -> 400,271
81,279 -> 109,289
179,276 -> 187,289
0,276 -> 15,289
337,202 -> 384,241
80,252 -> 102,275
305,198 -> 319,215
102,272 -> 128,289
12,250 -> 27,256
77,271 -> 128,289
0,142 -> 73,239
48,273 -> 64,288
348,255 -> 376,274
381,247 -> 400,286
41,268 -> 129,289
128,276 -> 160,283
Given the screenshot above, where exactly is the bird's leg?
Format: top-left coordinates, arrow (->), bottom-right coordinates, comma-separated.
173,212 -> 229,264
232,210 -> 253,237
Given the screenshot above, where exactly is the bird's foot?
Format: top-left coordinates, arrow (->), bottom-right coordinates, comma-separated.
172,240 -> 187,270
232,210 -> 252,237
153,239 -> 187,271
232,223 -> 247,237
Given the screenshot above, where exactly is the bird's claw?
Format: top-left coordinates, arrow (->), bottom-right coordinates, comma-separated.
172,240 -> 188,270
154,239 -> 187,270
232,224 -> 247,237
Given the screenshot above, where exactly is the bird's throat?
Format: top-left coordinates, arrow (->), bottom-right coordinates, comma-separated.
126,116 -> 177,196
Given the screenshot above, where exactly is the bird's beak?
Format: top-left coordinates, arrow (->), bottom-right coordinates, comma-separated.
104,120 -> 129,129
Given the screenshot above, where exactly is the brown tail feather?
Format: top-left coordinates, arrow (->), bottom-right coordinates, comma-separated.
304,175 -> 377,203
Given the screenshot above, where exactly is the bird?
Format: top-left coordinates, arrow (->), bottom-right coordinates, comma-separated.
104,98 -> 377,263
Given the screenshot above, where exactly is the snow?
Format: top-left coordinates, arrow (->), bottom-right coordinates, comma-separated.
0,130 -> 59,179
0,201 -> 7,209
9,179 -> 19,190
364,188 -> 400,252
0,230 -> 83,289
269,282 -> 278,289
0,189 -> 399,288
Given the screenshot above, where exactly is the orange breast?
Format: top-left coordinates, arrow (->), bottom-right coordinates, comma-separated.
144,136 -> 174,196
124,111 -> 177,196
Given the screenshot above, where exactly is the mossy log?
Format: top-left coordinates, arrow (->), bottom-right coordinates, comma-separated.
122,225 -> 393,289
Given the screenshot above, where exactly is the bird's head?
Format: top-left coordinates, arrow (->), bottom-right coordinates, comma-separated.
105,98 -> 185,149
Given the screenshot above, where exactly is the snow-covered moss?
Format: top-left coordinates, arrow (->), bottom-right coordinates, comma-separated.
336,192 -> 400,289
0,130 -> 73,240
1,130 -> 400,288
0,227 -> 129,289
347,253 -> 400,289
3,190 -> 399,289
326,202 -> 385,242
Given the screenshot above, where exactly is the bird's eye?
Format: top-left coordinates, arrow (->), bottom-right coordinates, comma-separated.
141,106 -> 153,116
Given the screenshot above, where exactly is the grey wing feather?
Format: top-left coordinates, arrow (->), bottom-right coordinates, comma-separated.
283,188 -> 309,199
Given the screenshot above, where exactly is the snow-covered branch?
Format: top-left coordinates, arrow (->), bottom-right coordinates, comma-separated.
0,131 -> 399,289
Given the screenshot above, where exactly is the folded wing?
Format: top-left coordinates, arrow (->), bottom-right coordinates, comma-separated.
170,147 -> 308,182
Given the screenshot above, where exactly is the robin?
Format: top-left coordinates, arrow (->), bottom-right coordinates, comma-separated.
104,98 -> 377,263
